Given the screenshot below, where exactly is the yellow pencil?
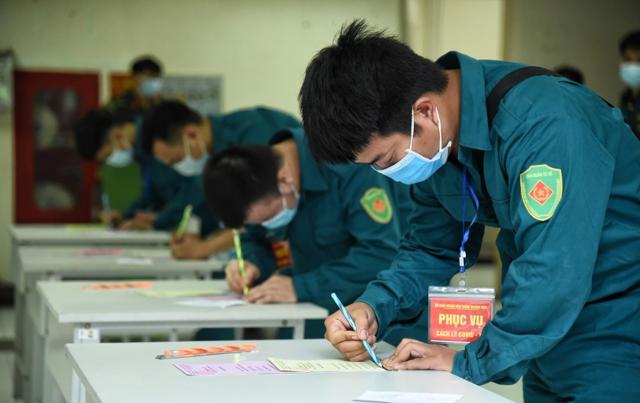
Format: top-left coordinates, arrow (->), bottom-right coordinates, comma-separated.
232,229 -> 249,296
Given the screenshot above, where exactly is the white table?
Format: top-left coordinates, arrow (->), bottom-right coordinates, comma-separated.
9,224 -> 170,247
20,246 -> 229,403
9,223 -> 172,402
65,339 -> 513,403
17,246 -> 227,294
38,280 -> 328,403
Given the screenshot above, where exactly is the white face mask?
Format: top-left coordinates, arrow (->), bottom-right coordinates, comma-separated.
373,107 -> 451,185
620,62 -> 640,89
172,137 -> 209,177
139,78 -> 164,97
105,147 -> 134,167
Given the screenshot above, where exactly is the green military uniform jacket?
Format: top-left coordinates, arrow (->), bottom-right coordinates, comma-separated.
357,52 -> 640,400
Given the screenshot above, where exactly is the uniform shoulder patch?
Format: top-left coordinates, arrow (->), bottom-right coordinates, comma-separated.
519,164 -> 563,221
360,187 -> 393,224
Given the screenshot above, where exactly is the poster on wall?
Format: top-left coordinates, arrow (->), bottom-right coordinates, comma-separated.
162,75 -> 223,116
109,73 -> 223,115
0,50 -> 13,112
14,70 -> 99,223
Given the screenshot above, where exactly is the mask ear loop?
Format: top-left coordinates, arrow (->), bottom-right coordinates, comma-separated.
284,183 -> 300,209
408,108 -> 416,151
182,136 -> 191,158
197,136 -> 207,156
435,107 -> 443,151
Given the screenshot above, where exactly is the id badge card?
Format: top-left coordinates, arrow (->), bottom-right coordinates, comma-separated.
271,240 -> 293,270
428,286 -> 495,344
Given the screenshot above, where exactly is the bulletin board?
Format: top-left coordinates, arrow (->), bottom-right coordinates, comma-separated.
109,73 -> 223,115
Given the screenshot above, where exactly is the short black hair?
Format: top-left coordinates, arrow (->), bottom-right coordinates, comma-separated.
73,108 -> 134,160
141,100 -> 202,154
203,145 -> 281,228
554,65 -> 585,84
131,55 -> 163,76
299,19 -> 448,163
620,30 -> 640,54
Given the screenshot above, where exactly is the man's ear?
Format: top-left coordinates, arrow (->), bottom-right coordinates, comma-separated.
183,124 -> 200,140
413,96 -> 438,126
276,168 -> 294,193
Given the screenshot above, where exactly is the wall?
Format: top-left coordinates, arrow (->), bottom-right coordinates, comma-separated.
404,0 -> 505,60
0,0 -> 402,280
505,0 -> 640,104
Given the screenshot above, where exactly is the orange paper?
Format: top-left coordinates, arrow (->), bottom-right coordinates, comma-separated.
160,344 -> 257,359
82,282 -> 154,291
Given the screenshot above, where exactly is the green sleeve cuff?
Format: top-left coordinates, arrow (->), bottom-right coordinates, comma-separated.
292,272 -> 311,302
355,284 -> 398,338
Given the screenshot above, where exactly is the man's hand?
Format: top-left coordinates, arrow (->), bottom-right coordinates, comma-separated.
170,234 -> 210,260
119,212 -> 156,230
324,302 -> 378,362
246,275 -> 297,303
383,339 -> 456,372
224,260 -> 260,294
99,210 -> 122,227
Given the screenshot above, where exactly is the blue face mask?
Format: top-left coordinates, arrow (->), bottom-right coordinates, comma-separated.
105,147 -> 134,167
261,186 -> 300,230
373,107 -> 451,185
173,137 -> 209,177
620,62 -> 640,89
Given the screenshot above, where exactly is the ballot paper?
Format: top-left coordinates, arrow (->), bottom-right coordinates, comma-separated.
353,391 -> 463,403
127,249 -> 171,259
82,282 -> 154,291
115,257 -> 153,266
64,224 -> 108,231
174,361 -> 280,376
140,289 -> 227,298
175,295 -> 247,308
78,248 -> 124,257
268,358 -> 384,373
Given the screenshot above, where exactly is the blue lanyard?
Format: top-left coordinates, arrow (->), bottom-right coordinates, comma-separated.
459,166 -> 479,275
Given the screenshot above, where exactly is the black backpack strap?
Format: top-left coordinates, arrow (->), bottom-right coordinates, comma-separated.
478,66 -> 614,221
486,66 -> 557,127
477,67 -> 557,219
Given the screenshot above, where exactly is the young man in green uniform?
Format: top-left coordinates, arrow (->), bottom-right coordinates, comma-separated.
299,21 -> 640,401
619,30 -> 640,138
202,127 -> 412,338
139,100 -> 301,255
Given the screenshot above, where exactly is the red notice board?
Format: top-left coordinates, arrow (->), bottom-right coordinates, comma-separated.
13,70 -> 99,223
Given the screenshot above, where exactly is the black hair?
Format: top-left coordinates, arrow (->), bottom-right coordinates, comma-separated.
620,30 -> 640,54
131,55 -> 163,76
73,108 -> 133,160
203,145 -> 281,228
553,65 -> 585,84
141,100 -> 202,154
299,19 -> 448,163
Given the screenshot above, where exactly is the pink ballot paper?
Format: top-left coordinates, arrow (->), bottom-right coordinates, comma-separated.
173,361 -> 280,376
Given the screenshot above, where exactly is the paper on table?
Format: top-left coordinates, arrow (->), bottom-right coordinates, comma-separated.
159,343 -> 256,359
78,248 -> 124,257
175,295 -> 247,308
140,289 -> 227,298
64,224 -> 107,232
353,391 -> 463,403
82,282 -> 154,291
269,358 -> 384,373
115,257 -> 153,266
127,249 -> 171,259
174,361 -> 280,376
